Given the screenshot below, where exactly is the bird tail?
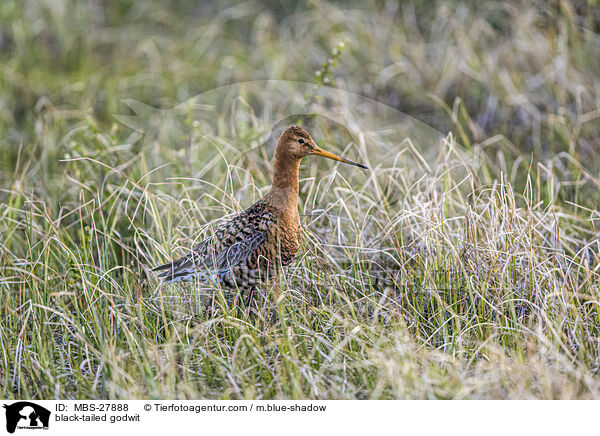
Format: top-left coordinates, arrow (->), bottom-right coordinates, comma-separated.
152,256 -> 220,285
151,260 -> 179,272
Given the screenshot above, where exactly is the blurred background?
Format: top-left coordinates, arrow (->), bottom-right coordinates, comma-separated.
1,0 -> 599,177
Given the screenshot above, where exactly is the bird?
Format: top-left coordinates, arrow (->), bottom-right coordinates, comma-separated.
152,125 -> 368,291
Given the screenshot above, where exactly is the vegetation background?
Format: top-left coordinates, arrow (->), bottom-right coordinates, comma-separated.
1,0 -> 600,399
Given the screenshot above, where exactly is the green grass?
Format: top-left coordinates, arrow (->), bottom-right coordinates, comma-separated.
1,0 -> 600,399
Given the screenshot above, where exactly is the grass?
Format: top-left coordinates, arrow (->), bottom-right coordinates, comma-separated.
1,0 -> 600,399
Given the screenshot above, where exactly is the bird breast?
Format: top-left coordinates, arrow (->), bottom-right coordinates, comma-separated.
267,211 -> 301,266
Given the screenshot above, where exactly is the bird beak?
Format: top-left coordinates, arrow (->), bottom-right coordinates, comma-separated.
311,145 -> 369,169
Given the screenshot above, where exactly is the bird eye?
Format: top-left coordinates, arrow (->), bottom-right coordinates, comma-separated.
298,139 -> 305,144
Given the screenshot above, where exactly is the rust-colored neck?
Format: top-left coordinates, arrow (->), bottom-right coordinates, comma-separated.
272,150 -> 300,192
268,139 -> 300,214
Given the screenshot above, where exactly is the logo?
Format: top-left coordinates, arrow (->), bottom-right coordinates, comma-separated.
2,402 -> 50,434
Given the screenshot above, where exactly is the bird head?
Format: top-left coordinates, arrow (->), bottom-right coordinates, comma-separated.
278,125 -> 368,169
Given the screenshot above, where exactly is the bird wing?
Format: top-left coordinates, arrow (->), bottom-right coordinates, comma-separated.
153,207 -> 272,284
212,230 -> 266,271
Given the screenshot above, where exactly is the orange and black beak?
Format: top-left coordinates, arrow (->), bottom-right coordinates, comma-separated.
311,144 -> 368,169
